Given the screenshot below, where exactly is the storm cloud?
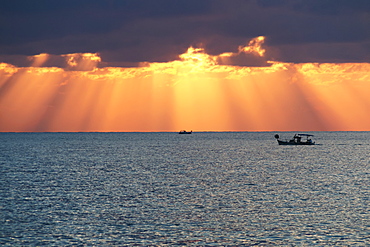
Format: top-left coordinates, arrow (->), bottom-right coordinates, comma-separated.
1,0 -> 369,67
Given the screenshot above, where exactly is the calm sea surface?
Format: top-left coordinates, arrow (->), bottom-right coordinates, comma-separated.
1,132 -> 369,246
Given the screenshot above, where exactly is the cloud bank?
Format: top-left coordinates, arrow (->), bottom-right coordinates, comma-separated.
1,0 -> 369,67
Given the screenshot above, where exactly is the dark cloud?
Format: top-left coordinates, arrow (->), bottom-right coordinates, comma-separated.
258,0 -> 370,15
0,0 -> 369,67
0,0 -> 211,46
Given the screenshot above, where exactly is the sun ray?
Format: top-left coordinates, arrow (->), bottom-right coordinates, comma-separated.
1,38 -> 370,132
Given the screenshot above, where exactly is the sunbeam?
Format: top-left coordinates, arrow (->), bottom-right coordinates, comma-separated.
1,37 -> 369,132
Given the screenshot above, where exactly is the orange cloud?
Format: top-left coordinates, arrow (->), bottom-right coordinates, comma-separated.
62,53 -> 101,71
1,38 -> 370,132
28,53 -> 50,67
238,36 -> 266,57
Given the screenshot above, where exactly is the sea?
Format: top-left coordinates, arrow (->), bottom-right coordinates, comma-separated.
1,132 -> 369,246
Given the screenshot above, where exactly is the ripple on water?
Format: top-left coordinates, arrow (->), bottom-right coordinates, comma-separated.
0,132 -> 369,245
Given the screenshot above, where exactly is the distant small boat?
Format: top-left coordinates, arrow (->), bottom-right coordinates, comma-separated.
179,130 -> 192,134
274,133 -> 315,145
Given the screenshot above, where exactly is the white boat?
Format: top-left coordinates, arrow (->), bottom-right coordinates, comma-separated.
275,133 -> 315,145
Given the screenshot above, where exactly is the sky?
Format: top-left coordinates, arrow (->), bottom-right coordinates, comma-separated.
0,0 -> 369,132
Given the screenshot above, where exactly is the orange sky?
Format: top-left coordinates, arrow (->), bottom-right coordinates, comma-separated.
1,37 -> 370,132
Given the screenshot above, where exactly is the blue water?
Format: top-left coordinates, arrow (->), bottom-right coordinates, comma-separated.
1,132 -> 369,246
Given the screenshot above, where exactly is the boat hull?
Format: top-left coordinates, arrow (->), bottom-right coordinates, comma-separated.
179,131 -> 192,134
277,140 -> 315,145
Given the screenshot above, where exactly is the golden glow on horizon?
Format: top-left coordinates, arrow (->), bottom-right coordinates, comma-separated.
1,37 -> 370,132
